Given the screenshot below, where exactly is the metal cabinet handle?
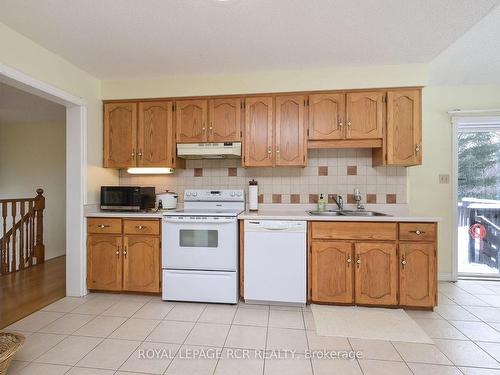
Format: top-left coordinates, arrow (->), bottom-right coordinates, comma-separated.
123,247 -> 127,257
356,255 -> 361,268
202,123 -> 206,133
347,121 -> 352,128
409,230 -> 425,235
347,255 -> 352,266
276,146 -> 280,154
401,256 -> 407,269
138,149 -> 143,159
209,122 -> 213,133
338,120 -> 343,129
131,149 -> 135,158
135,225 -> 146,230
97,224 -> 110,229
116,248 -> 120,257
267,146 -> 272,158
415,144 -> 421,152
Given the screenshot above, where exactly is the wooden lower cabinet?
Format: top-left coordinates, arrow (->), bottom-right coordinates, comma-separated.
354,242 -> 398,306
87,218 -> 161,293
123,236 -> 160,293
87,235 -> 122,291
310,241 -> 353,304
308,221 -> 437,309
399,243 -> 436,307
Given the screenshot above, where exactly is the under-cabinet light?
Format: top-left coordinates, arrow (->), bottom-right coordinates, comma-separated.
127,167 -> 174,175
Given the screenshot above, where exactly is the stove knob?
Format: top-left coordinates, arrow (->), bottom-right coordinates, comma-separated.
186,192 -> 191,197
192,192 -> 197,197
231,192 -> 236,197
236,192 -> 242,197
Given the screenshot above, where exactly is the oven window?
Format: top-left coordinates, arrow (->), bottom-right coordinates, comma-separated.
179,229 -> 218,248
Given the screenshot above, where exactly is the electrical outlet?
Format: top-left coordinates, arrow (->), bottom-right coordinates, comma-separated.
439,174 -> 450,184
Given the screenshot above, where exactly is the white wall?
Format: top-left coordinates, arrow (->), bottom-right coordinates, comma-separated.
0,22 -> 118,204
0,121 -> 66,259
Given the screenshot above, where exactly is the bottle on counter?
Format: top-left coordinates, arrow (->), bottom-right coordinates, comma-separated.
317,193 -> 326,212
249,179 -> 259,211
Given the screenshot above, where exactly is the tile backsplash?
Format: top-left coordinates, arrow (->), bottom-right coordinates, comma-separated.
119,149 -> 407,205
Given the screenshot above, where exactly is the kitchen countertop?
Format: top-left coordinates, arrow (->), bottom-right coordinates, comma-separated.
237,204 -> 441,222
84,204 -> 165,218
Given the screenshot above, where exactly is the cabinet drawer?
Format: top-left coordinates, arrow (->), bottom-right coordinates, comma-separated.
311,222 -> 396,241
399,223 -> 436,241
87,218 -> 122,234
124,219 -> 160,235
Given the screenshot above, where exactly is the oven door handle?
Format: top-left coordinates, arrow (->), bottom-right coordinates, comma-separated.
163,218 -> 237,224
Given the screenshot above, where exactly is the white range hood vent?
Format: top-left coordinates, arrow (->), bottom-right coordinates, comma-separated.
177,142 -> 242,159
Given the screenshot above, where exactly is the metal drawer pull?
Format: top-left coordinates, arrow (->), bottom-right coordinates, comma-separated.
116,248 -> 120,257
347,256 -> 352,266
356,255 -> 361,268
123,248 -> 127,257
97,224 -> 110,228
409,230 -> 425,235
401,256 -> 407,269
135,225 -> 147,230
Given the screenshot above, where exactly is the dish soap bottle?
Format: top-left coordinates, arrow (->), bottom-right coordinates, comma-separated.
317,193 -> 326,212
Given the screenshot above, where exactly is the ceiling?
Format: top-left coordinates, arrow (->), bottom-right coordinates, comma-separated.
0,83 -> 66,124
0,0 -> 498,80
430,4 -> 500,85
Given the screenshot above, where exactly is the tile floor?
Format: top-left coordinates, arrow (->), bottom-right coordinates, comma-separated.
5,280 -> 500,375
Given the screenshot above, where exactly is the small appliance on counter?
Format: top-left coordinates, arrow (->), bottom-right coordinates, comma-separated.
156,190 -> 178,210
100,186 -> 155,211
248,179 -> 258,211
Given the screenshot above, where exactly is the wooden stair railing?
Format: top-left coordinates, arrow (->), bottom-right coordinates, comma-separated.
0,189 -> 45,275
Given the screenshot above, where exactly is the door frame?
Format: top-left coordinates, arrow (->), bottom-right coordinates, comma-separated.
0,63 -> 88,296
450,112 -> 500,280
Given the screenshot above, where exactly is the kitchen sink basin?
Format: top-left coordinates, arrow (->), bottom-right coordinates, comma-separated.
308,210 -> 391,217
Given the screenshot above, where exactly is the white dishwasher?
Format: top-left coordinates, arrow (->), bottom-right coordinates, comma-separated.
244,220 -> 307,305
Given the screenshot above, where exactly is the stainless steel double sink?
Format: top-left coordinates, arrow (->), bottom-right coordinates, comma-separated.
308,210 -> 391,217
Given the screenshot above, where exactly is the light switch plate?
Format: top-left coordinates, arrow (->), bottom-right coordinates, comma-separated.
439,174 -> 450,184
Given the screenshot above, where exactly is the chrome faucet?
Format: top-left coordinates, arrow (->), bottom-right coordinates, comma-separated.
354,188 -> 365,210
332,195 -> 343,210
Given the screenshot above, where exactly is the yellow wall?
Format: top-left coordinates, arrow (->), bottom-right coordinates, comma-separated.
0,122 -> 66,259
0,22 -> 118,204
410,84 -> 500,277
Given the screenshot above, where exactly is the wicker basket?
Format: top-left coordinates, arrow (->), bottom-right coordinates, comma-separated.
0,332 -> 25,375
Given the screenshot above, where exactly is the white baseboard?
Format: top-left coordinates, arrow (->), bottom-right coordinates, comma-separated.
438,272 -> 454,282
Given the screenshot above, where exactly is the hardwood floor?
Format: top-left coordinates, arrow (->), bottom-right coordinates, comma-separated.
0,255 -> 65,329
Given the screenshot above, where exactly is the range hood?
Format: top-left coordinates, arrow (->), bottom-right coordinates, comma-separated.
177,142 -> 242,159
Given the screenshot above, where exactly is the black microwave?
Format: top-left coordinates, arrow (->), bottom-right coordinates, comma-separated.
100,186 -> 155,211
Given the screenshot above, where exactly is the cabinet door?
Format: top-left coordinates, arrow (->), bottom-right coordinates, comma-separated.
399,243 -> 436,307
123,236 -> 160,293
176,100 -> 208,143
103,102 -> 137,168
244,97 -> 274,167
209,98 -> 242,142
346,92 -> 384,139
87,235 -> 122,291
275,95 -> 307,166
354,242 -> 397,305
311,241 -> 354,303
386,89 -> 422,166
308,93 -> 345,140
138,101 -> 173,167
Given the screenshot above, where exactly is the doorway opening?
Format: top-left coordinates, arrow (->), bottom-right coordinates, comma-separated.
454,117 -> 500,278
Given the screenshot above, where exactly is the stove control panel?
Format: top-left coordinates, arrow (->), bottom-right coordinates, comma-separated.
184,189 -> 244,202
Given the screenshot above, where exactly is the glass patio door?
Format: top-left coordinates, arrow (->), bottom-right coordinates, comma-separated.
457,122 -> 500,277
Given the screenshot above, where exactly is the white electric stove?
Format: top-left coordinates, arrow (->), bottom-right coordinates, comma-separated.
161,189 -> 244,304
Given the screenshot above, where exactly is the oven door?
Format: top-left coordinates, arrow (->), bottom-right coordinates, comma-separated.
162,216 -> 237,271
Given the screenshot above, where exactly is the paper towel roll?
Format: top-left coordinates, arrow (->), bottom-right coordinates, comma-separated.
249,184 -> 259,211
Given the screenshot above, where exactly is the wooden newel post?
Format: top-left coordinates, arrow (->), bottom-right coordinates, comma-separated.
34,188 -> 45,264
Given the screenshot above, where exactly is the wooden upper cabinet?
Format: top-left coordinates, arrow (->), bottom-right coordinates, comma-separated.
138,101 -> 173,167
87,235 -> 122,291
209,98 -> 242,142
354,242 -> 397,305
275,95 -> 307,167
386,89 -> 422,166
244,97 -> 274,167
104,102 -> 137,168
122,236 -> 160,293
176,100 -> 208,143
346,92 -> 384,139
311,241 -> 353,304
399,243 -> 436,307
308,93 -> 345,140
